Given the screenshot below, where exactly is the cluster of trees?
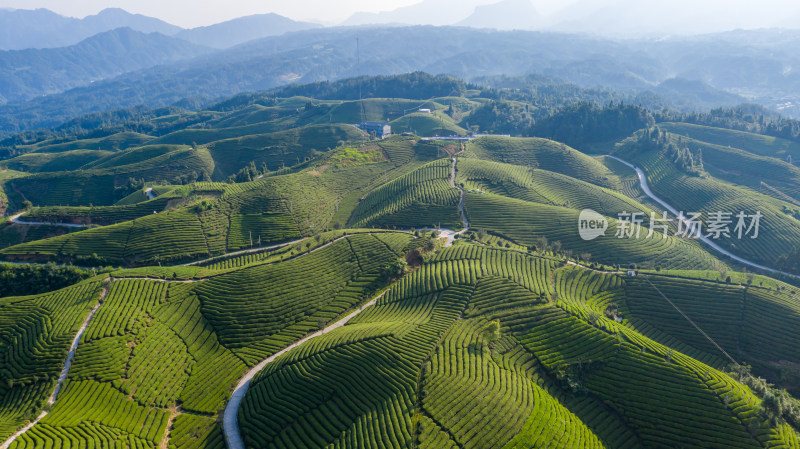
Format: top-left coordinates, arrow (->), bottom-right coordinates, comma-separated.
473,74 -> 629,112
666,141 -> 704,175
659,104 -> 800,143
272,72 -> 468,101
776,247 -> 800,275
0,105 -> 217,160
727,364 -> 800,428
529,102 -> 655,148
114,177 -> 146,200
228,161 -> 270,183
0,263 -> 97,297
462,100 -> 534,135
621,127 -> 704,176
453,98 -> 655,148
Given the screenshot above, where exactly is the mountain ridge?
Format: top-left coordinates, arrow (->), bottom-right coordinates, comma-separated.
0,7 -> 181,50
0,27 -> 212,105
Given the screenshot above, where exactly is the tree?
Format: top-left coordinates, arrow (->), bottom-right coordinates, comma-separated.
761,391 -> 788,424
381,258 -> 409,282
481,320 -> 501,344
22,200 -> 32,210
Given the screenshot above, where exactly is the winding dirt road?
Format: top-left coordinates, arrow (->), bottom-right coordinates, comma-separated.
607,155 -> 798,280
223,292 -> 386,449
9,212 -> 88,229
439,157 -> 469,247
0,286 -> 106,449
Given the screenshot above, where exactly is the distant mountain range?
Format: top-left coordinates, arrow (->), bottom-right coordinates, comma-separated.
0,8 -> 320,51
1,8 -> 800,135
0,8 -> 180,50
456,0 -> 542,30
0,28 -> 211,105
342,0 -> 487,26
175,13 -> 320,49
343,0 -> 800,36
4,25 -> 787,135
0,8 -> 322,106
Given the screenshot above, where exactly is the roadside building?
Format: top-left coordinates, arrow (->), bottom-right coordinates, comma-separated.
359,121 -> 391,139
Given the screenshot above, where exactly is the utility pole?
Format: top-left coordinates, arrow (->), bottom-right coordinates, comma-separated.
356,36 -> 366,125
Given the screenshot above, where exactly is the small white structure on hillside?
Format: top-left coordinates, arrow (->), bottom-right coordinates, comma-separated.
419,108 -> 432,114
358,121 -> 391,139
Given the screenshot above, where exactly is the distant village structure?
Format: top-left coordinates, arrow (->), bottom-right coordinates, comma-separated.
358,121 -> 392,139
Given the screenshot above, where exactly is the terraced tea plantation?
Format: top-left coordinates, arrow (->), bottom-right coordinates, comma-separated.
3,85 -> 800,449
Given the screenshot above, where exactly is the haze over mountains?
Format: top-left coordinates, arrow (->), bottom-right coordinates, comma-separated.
341,0 -> 800,35
0,8 -> 180,50
174,13 -> 321,49
0,28 -> 209,104
1,2 -> 800,135
0,7 -> 320,51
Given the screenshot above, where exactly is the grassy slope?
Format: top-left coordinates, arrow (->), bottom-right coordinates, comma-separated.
2,233 -> 412,449
456,158 -> 653,218
4,239 -> 800,448
204,124 -> 363,179
0,150 -> 115,173
325,98 -> 445,124
12,132 -> 154,155
349,158 -> 462,229
464,136 -> 620,189
4,146 -> 215,207
0,139 -> 430,265
616,142 -> 800,271
665,132 -> 800,205
236,243 -> 798,448
465,192 -> 722,270
659,122 -> 800,162
390,112 -> 468,137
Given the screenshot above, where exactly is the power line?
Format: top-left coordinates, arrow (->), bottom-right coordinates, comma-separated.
356,36 -> 366,125
642,276 -> 741,368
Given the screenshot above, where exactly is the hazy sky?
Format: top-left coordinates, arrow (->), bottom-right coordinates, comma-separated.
0,0 -> 575,27
0,0 -> 798,31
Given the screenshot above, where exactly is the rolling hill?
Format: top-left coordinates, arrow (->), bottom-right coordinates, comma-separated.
3,78 -> 800,449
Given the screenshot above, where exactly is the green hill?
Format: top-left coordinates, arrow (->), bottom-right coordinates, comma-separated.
465,192 -> 721,270
205,124 -> 363,178
390,111 -> 468,136
464,136 -> 619,189
0,149 -> 114,173
236,243 -> 798,448
349,159 -> 462,229
326,98 -> 445,123
5,82 -> 800,449
456,158 -> 653,218
663,132 -> 800,204
11,132 -> 154,155
0,233 -> 412,445
659,122 -> 800,162
0,141 -> 432,265
616,131 -> 800,273
7,242 -> 799,449
4,146 -> 215,207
